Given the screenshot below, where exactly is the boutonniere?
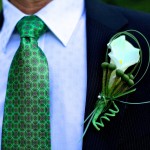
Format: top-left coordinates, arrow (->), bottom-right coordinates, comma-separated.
83,30 -> 150,138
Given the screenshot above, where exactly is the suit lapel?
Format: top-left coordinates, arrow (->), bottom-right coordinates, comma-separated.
83,0 -> 128,149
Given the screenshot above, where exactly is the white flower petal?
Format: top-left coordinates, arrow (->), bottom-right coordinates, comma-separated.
108,36 -> 126,54
108,52 -> 127,71
108,35 -> 140,71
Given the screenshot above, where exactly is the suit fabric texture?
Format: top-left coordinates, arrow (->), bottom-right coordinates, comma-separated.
1,0 -> 150,150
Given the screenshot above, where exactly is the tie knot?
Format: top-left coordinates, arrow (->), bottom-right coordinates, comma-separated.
16,15 -> 47,39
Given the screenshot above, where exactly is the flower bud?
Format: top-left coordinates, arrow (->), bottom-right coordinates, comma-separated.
122,74 -> 129,82
108,63 -> 116,70
128,79 -> 134,86
101,62 -> 109,69
116,69 -> 124,77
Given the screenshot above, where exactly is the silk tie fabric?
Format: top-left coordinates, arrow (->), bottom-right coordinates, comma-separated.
2,16 -> 51,149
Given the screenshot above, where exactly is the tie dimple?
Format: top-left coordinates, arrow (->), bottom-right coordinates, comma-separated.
16,15 -> 47,39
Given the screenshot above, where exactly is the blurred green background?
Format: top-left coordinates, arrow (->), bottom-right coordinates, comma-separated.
0,0 -> 2,10
103,0 -> 150,12
0,0 -> 150,12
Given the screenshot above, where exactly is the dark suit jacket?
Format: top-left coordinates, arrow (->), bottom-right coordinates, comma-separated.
1,0 -> 150,150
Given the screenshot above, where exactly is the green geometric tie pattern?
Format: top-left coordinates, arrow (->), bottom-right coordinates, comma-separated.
2,15 -> 51,150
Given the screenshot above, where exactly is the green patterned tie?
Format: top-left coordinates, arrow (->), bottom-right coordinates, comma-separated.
2,15 -> 51,150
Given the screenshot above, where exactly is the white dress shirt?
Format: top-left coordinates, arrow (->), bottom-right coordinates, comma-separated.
0,0 -> 87,150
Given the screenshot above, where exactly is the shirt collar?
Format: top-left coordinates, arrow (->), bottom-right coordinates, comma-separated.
0,0 -> 84,50
0,0 -> 25,51
36,0 -> 85,46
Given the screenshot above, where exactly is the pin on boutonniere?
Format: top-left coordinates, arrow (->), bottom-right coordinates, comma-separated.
82,30 -> 150,138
